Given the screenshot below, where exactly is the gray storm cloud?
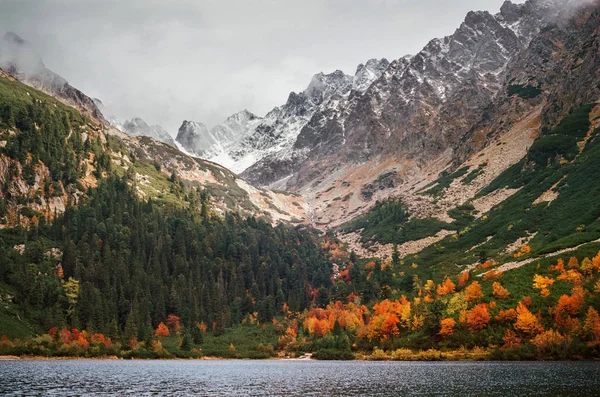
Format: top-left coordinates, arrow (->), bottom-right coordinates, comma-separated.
0,0 -> 525,133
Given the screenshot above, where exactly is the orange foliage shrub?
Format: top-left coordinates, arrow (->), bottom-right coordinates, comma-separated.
380,314 -> 400,340
464,281 -> 483,303
592,251 -> 600,272
466,303 -> 491,331
436,277 -> 455,296
439,318 -> 456,338
553,292 -> 584,327
514,245 -> 531,258
549,258 -> 565,273
495,308 -> 517,322
557,269 -> 584,285
437,277 -> 455,296
199,322 -> 208,333
155,322 -> 170,338
458,271 -> 469,288
483,269 -> 503,281
91,333 -> 112,347
492,282 -> 510,300
478,260 -> 493,270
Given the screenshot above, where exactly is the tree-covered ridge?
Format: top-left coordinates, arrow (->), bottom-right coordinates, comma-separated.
1,175 -> 331,339
0,73 -> 108,228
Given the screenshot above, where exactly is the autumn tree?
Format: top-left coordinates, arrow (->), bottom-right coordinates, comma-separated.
583,306 -> 600,347
57,264 -> 64,279
166,314 -> 182,334
466,303 -> 491,331
557,269 -> 584,285
439,318 -> 456,338
514,302 -> 542,336
581,257 -> 594,274
155,322 -> 169,338
553,291 -> 584,328
381,314 -> 400,340
436,277 -> 455,297
492,282 -> 510,300
458,271 -> 469,288
465,281 -> 483,303
592,251 -> 600,272
533,274 -> 555,298
568,256 -> 579,269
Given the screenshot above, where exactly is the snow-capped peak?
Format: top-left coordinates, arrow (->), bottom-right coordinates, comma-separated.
353,58 -> 390,93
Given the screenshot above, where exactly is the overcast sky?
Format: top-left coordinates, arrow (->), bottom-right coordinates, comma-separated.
0,0 -> 519,133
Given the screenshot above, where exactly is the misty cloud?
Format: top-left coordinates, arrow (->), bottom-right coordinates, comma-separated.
0,0 -> 521,133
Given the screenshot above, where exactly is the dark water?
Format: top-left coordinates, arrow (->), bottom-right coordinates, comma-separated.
1,359 -> 599,396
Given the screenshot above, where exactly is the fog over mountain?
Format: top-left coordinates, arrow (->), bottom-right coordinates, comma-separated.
0,0 -> 518,133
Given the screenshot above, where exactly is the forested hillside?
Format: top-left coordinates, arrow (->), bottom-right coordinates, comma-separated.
0,71 -> 332,357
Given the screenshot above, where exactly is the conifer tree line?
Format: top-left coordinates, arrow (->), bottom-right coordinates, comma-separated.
2,176 -> 333,340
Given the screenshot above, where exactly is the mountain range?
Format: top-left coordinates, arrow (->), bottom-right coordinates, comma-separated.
2,0 -> 600,360
2,0 -> 600,252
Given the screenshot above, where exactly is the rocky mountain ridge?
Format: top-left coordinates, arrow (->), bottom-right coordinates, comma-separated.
0,69 -> 308,230
111,116 -> 176,147
175,59 -> 389,175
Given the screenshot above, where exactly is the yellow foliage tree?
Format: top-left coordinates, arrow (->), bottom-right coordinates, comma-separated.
583,306 -> 600,347
580,257 -> 593,274
514,302 -> 542,336
533,274 -> 555,298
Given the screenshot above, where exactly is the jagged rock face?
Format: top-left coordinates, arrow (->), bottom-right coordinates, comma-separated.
0,32 -> 106,123
353,58 -> 390,93
114,117 -> 176,147
250,0 -> 565,190
454,0 -> 600,163
176,120 -> 210,155
176,63 -> 388,175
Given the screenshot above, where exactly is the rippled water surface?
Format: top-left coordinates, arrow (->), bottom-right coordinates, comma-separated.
1,360 -> 600,396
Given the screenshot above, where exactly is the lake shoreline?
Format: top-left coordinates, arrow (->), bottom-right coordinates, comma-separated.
2,354 -> 599,362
